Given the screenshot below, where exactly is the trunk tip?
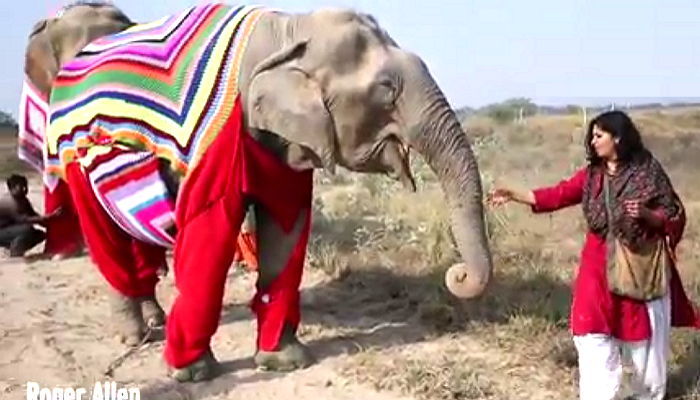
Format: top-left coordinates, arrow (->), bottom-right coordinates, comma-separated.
445,262 -> 491,298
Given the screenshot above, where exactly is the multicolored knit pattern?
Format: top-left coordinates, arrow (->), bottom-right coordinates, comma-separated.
17,78 -> 49,172
46,3 -> 265,180
85,147 -> 177,247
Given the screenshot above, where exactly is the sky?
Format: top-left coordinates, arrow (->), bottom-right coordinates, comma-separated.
1,0 -> 699,117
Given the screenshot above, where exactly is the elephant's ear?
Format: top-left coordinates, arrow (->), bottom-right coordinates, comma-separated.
247,40 -> 337,173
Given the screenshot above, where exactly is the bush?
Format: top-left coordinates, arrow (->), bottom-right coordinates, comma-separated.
0,110 -> 17,128
480,98 -> 537,124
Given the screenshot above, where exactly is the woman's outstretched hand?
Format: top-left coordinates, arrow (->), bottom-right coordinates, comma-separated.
487,188 -> 515,206
487,187 -> 536,207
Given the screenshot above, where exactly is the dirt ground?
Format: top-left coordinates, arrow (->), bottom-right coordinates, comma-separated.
0,251 -> 417,400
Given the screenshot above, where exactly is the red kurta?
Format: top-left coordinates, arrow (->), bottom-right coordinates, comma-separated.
531,167 -> 700,341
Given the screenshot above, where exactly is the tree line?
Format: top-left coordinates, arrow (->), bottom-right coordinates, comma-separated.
456,98 -> 700,124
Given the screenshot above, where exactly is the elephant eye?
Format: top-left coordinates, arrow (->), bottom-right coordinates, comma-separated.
371,80 -> 397,109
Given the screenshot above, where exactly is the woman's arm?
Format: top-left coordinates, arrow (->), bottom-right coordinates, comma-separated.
488,188 -> 535,206
488,167 -> 588,212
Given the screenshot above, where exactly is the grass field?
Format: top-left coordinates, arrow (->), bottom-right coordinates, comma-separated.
307,107 -> 700,399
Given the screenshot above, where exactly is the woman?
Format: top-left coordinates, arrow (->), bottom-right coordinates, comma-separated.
488,110 -> 700,400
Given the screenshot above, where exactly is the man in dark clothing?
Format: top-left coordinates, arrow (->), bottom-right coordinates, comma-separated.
0,174 -> 62,257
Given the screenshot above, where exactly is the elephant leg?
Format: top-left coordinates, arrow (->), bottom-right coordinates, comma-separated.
164,192 -> 246,381
163,109 -> 249,381
65,162 -> 165,346
251,203 -> 314,371
131,240 -> 167,328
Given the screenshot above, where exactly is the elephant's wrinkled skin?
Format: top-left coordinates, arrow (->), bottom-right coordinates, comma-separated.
24,3 -> 493,380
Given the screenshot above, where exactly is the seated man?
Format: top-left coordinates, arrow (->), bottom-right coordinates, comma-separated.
0,174 -> 61,257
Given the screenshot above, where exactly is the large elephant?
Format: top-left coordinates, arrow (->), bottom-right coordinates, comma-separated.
20,1 -> 171,327
25,2 -> 492,381
20,3 -> 135,260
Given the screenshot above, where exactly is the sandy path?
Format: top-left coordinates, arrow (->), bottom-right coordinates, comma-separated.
0,252 -> 417,400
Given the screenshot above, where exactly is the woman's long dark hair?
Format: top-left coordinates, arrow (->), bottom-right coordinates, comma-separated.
585,110 -> 650,165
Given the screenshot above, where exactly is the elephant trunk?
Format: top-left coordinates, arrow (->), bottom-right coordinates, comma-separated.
406,81 -> 493,298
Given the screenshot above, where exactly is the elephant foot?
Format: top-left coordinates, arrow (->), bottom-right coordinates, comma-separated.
107,292 -> 146,346
254,327 -> 315,372
170,350 -> 220,382
139,296 -> 166,328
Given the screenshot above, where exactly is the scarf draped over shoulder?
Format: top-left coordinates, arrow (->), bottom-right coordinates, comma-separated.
581,154 -> 685,251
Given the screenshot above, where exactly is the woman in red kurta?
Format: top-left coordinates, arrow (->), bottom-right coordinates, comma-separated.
489,111 -> 699,400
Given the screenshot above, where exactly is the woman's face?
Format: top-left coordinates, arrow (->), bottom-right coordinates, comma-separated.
591,124 -> 618,160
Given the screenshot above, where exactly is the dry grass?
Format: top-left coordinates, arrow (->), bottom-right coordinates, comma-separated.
308,107 -> 700,399
345,348 -> 498,400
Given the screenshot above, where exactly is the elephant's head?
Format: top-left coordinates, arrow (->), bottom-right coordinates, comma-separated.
247,9 -> 492,298
24,2 -> 134,95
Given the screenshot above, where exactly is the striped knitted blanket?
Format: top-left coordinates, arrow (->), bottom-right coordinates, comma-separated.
43,3 -> 266,246
17,78 -> 60,191
46,3 -> 265,179
85,147 -> 177,247
18,78 -> 48,173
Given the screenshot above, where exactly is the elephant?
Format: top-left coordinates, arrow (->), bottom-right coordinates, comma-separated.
24,2 -> 493,382
20,2 -> 171,327
20,3 -> 136,260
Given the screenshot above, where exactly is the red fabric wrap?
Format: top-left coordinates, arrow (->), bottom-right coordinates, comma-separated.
251,206 -> 311,351
43,181 -> 84,257
164,97 -> 313,367
65,163 -> 165,298
163,97 -> 248,368
65,96 -> 313,368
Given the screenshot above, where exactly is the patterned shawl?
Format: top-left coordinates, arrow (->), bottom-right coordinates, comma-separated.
581,154 -> 682,251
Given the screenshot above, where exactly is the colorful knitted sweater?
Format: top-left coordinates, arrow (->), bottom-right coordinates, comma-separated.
46,3 -> 265,181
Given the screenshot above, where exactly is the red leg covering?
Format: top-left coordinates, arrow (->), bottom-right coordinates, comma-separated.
251,206 -> 311,351
238,122 -> 313,353
163,107 -> 247,368
164,97 -> 314,366
43,180 -> 84,257
131,239 -> 168,289
65,163 -> 163,298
